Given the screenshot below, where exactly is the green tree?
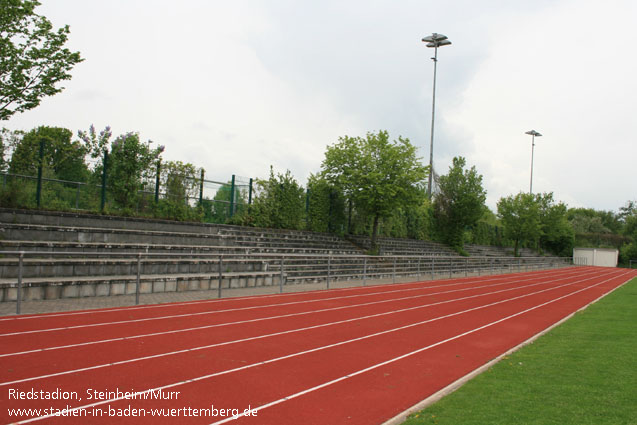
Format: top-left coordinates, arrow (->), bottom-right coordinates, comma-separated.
204,182 -> 248,224
497,192 -> 540,257
107,132 -> 163,210
567,207 -> 622,234
466,208 -> 506,247
320,130 -> 427,253
619,202 -> 637,264
154,160 -> 201,221
537,192 -> 574,256
306,173 -> 346,234
247,167 -> 305,230
433,157 -> 487,253
162,160 -> 198,203
0,0 -> 83,120
9,126 -> 88,181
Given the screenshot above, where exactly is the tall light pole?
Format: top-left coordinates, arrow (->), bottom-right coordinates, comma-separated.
525,130 -> 542,193
422,33 -> 451,197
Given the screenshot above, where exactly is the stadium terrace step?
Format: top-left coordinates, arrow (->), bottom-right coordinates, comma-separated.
347,235 -> 458,256
0,240 -> 358,255
0,271 -> 282,302
0,257 -> 271,279
0,222 -> 360,251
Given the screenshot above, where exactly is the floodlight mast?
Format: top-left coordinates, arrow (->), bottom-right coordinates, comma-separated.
422,33 -> 451,197
525,130 -> 542,193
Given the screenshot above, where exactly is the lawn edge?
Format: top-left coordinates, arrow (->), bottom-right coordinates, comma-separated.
382,272 -> 636,425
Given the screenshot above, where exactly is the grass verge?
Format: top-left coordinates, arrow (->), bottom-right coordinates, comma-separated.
402,277 -> 637,425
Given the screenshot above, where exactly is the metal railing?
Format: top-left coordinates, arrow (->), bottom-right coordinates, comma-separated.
0,250 -> 574,314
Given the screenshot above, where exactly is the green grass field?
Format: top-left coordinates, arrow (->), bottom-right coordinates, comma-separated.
402,277 -> 637,425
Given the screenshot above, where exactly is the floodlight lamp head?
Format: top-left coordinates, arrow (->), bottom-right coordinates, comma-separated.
422,33 -> 451,48
525,130 -> 542,137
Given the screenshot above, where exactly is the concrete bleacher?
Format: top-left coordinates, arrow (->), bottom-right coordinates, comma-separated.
347,235 -> 457,256
0,208 -> 366,301
0,208 -> 537,302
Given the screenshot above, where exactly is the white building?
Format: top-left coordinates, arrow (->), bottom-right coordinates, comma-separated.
573,248 -> 618,267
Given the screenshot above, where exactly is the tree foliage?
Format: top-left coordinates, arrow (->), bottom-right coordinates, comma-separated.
433,156 -> 487,253
0,0 -> 83,120
320,130 -> 427,252
497,192 -> 540,257
9,125 -> 87,181
536,192 -> 574,256
497,192 -> 573,257
77,124 -> 112,165
106,132 -> 163,210
619,201 -> 637,264
306,173 -> 346,234
154,160 -> 202,221
243,167 -> 305,230
567,207 -> 622,234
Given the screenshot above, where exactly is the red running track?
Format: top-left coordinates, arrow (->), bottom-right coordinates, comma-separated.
0,266 -> 635,425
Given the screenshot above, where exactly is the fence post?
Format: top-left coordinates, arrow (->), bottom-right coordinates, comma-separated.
280,258 -> 285,293
248,178 -> 253,211
229,175 -> 236,218
449,258 -> 452,279
16,252 -> 24,315
327,256 -> 331,289
135,253 -> 141,305
363,257 -> 367,286
465,258 -> 468,277
218,255 -> 223,298
199,169 -> 204,207
35,139 -> 45,208
392,257 -> 396,283
155,160 -> 161,204
101,150 -> 108,212
431,257 -> 435,280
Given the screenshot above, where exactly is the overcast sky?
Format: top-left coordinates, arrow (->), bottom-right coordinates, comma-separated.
5,0 -> 637,212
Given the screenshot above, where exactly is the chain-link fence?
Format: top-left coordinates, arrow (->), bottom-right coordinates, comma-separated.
0,170 -> 253,225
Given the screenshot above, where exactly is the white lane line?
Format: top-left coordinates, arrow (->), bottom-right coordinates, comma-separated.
2,270 -> 603,386
0,268 -> 584,337
10,270 -> 627,425
1,268 -> 600,355
0,266 -> 577,323
208,270 -> 633,425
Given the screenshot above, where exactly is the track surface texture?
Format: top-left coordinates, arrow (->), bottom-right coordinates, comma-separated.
1,266 -> 635,424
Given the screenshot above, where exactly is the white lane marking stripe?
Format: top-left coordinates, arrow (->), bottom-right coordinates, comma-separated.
11,269 -> 627,424
0,268 -> 583,336
0,268 -> 599,355
208,271 -> 633,425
